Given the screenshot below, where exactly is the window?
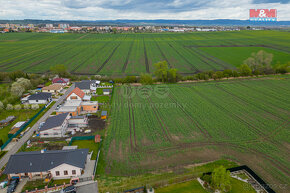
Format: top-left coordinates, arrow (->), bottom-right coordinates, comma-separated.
36,100 -> 38,102
94,106 -> 96,108
64,170 -> 68,175
54,132 -> 58,135
72,170 -> 76,175
55,171 -> 60,176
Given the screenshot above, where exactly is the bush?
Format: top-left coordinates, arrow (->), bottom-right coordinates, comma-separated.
23,104 -> 30,110
14,104 -> 22,111
6,104 -> 13,111
31,104 -> 39,110
0,101 -> 4,110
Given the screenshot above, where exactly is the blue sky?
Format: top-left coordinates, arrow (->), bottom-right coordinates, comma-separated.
0,0 -> 290,20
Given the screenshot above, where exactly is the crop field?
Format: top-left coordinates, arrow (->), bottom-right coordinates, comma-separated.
104,76 -> 290,193
0,30 -> 289,76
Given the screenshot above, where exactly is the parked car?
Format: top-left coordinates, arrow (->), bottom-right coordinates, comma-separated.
0,181 -> 8,189
60,185 -> 76,193
7,178 -> 19,193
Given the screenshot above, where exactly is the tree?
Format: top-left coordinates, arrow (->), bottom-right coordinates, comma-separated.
238,64 -> 252,76
244,50 -> 273,74
6,104 -> 13,111
0,139 -> 3,147
154,61 -> 169,82
11,82 -> 25,97
274,62 -> 290,74
50,64 -> 69,77
167,68 -> 178,83
140,73 -> 153,85
223,69 -> 233,79
211,166 -> 231,192
124,76 -> 137,83
0,101 -> 4,110
16,78 -> 32,90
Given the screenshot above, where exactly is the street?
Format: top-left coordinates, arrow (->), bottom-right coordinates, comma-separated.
0,84 -> 75,169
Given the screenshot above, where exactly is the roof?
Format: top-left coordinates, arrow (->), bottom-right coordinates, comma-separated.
62,146 -> 78,150
101,111 -> 107,116
103,89 -> 110,92
70,116 -> 85,119
42,84 -> 63,91
52,78 -> 70,84
28,92 -> 52,101
63,100 -> 82,107
83,95 -> 91,101
4,149 -> 89,174
81,101 -> 98,106
12,121 -> 26,128
57,106 -> 77,112
75,80 -> 99,90
39,113 -> 69,131
67,87 -> 85,99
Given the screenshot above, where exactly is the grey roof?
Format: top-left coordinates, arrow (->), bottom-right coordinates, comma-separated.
103,89 -> 110,92
28,92 -> 52,100
75,80 -> 98,90
4,149 -> 89,174
39,113 -> 69,131
71,116 -> 85,119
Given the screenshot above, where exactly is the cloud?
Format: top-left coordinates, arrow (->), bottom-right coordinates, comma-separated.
0,0 -> 290,20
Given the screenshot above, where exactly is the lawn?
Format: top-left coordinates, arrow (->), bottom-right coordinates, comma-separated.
22,178 -> 70,192
103,75 -> 290,193
0,31 -> 288,75
91,95 -> 110,103
156,180 -> 207,193
71,140 -> 100,160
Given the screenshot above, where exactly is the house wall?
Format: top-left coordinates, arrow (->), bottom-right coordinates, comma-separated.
28,99 -> 49,104
68,118 -> 88,127
103,91 -> 110,95
67,93 -> 82,100
49,164 -> 82,179
42,89 -> 62,94
39,115 -> 70,138
81,105 -> 98,112
10,172 -> 49,178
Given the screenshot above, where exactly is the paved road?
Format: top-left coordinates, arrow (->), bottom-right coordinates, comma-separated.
0,84 -> 75,169
54,182 -> 98,193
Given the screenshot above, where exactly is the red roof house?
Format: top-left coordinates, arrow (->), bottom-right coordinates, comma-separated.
66,87 -> 85,100
52,78 -> 70,85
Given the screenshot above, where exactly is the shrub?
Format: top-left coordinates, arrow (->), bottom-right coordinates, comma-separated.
31,104 -> 39,110
23,104 -> 30,110
6,104 -> 13,111
14,104 -> 22,111
0,101 -> 4,110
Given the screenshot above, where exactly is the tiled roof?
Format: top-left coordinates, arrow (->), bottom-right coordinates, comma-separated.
42,84 -> 63,91
39,113 -> 69,131
28,92 -> 52,100
67,87 -> 85,99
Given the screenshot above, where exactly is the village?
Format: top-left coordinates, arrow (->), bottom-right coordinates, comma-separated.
0,77 -> 113,193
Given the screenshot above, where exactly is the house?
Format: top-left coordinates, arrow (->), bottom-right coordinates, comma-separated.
56,101 -> 82,116
52,78 -> 70,86
75,80 -> 100,94
3,149 -> 89,180
9,121 -> 26,137
28,92 -> 52,104
39,113 -> 70,138
42,84 -> 64,94
68,116 -> 88,128
101,111 -> 107,120
66,87 -> 85,101
103,89 -> 110,95
57,101 -> 98,116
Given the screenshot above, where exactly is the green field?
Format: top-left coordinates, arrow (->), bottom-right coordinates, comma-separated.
0,31 -> 289,76
104,75 -> 290,193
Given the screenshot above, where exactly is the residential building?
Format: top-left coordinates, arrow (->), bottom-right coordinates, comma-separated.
42,84 -> 64,94
75,80 -> 100,94
81,101 -> 98,113
27,92 -> 52,104
39,113 -> 70,138
52,78 -> 70,86
56,100 -> 82,116
3,149 -> 89,180
68,116 -> 88,128
66,87 -> 85,101
103,89 -> 110,95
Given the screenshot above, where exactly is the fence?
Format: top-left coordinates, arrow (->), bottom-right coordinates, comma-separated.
1,105 -> 46,150
93,139 -> 102,177
68,135 -> 95,146
203,165 -> 276,193
23,183 -> 72,193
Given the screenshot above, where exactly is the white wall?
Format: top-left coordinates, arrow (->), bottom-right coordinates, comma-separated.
49,164 -> 82,179
67,93 -> 82,100
39,114 -> 70,138
29,99 -> 48,104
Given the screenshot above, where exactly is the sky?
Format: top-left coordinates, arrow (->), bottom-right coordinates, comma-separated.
0,0 -> 290,21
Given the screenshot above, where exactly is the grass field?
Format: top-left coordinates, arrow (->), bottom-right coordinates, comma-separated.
103,75 -> 290,193
71,140 -> 99,160
0,31 -> 289,76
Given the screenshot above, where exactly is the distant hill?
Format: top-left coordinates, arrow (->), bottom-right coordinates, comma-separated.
0,19 -> 290,26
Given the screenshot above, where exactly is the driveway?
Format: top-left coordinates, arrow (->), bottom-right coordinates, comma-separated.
0,85 -> 75,169
54,182 -> 98,193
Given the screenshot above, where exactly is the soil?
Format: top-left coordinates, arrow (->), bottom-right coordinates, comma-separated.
88,115 -> 106,130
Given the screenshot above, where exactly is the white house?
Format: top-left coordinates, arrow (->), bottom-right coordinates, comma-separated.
28,92 -> 52,104
103,89 -> 110,95
39,113 -> 70,138
3,149 -> 89,180
66,87 -> 85,101
75,80 -> 100,94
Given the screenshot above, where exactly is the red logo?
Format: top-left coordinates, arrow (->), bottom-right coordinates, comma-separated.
249,9 -> 277,21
